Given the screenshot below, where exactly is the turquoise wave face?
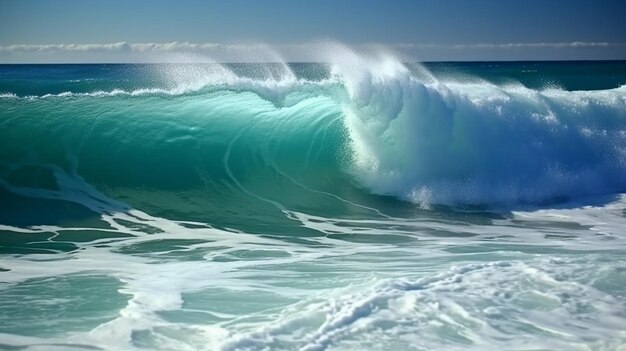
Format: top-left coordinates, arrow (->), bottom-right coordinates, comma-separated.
1,91 -> 356,233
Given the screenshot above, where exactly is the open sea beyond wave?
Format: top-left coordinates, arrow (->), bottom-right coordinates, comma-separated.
1,51 -> 626,350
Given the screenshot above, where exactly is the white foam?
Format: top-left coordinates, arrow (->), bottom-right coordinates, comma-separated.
327,53 -> 626,205
1,160 -> 626,350
221,259 -> 626,351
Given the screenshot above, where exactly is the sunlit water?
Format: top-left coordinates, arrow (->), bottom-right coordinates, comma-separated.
1,50 -> 626,350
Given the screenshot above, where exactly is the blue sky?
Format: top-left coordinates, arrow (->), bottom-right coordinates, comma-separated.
1,0 -> 625,62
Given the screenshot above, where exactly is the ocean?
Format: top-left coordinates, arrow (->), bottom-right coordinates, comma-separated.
1,55 -> 626,350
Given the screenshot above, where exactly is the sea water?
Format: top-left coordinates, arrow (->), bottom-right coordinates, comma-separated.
1,48 -> 626,350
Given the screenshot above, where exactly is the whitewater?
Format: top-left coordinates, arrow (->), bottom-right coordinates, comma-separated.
1,46 -> 625,350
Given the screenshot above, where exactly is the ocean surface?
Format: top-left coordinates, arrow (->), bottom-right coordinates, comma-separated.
1,54 -> 626,350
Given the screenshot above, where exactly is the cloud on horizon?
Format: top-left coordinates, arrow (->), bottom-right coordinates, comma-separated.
0,41 -> 624,62
0,42 -> 220,53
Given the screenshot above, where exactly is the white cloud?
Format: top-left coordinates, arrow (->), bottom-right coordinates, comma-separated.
0,42 -> 288,62
394,42 -> 625,49
0,41 -> 623,62
0,42 -> 223,53
1,41 -> 623,54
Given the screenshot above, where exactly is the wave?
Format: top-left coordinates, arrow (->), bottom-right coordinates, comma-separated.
1,48 -> 626,209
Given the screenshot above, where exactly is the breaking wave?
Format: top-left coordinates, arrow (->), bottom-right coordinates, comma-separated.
2,47 -> 626,208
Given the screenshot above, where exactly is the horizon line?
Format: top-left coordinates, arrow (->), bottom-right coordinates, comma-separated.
1,59 -> 626,65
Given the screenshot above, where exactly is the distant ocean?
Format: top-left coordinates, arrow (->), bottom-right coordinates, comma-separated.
1,57 -> 626,350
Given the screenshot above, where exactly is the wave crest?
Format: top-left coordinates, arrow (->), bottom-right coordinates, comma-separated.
333,55 -> 626,205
